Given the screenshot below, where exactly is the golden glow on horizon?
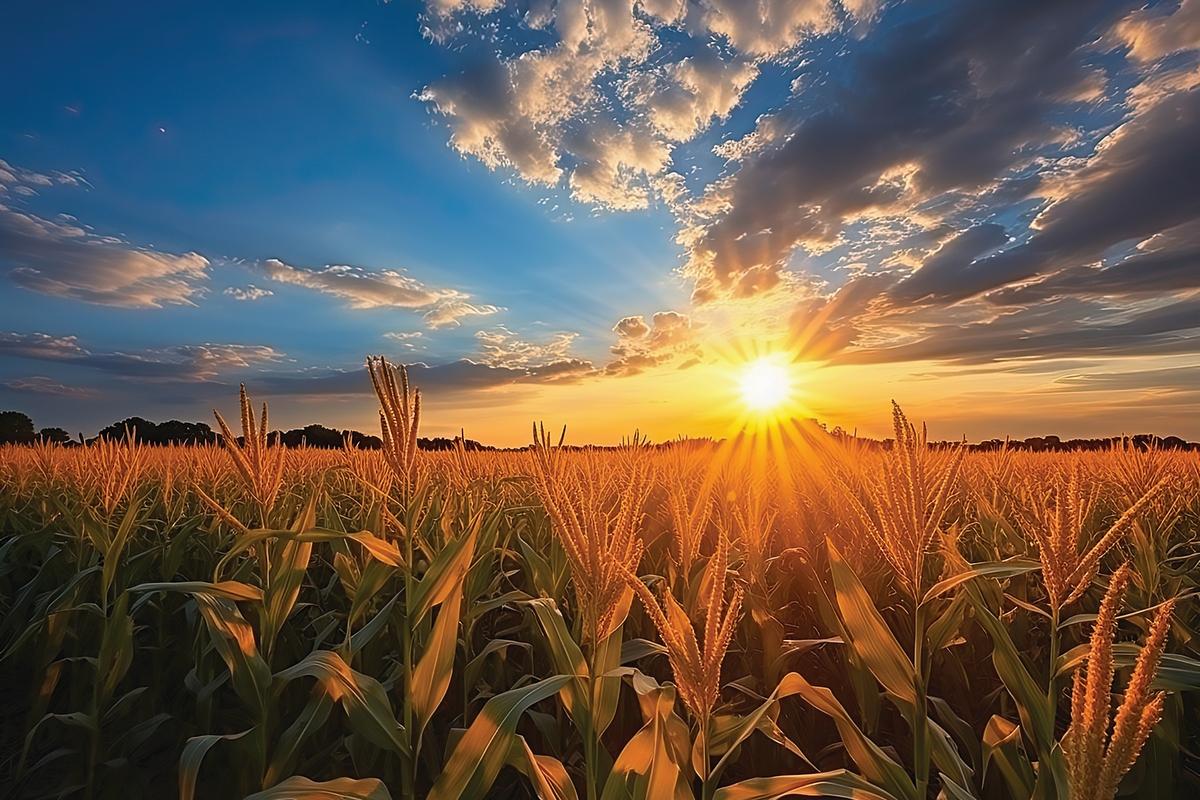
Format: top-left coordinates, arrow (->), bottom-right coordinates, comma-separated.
739,357 -> 792,412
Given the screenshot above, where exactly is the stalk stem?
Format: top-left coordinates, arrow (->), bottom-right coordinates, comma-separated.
913,602 -> 930,799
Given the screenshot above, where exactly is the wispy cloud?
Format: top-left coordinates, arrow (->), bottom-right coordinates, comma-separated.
224,284 -> 274,301
0,331 -> 285,381
259,258 -> 501,328
2,375 -> 97,398
1,203 -> 210,307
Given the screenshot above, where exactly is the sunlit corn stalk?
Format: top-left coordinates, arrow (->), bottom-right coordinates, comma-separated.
1017,464 -> 1169,614
530,422 -> 649,647
87,430 -> 147,520
840,402 -> 965,600
367,355 -> 421,497
626,527 -> 743,800
449,429 -> 481,491
1064,563 -> 1175,800
212,384 -> 285,528
1016,463 -> 1169,720
366,355 -> 426,800
664,450 -> 713,583
838,402 -> 964,798
728,473 -> 775,591
531,422 -> 650,800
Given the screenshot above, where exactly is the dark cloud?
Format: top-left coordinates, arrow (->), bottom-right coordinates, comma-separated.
252,357 -> 594,399
836,296 -> 1200,365
788,271 -> 900,359
2,376 -> 97,398
0,332 -> 284,381
888,224 -> 1008,304
684,0 -> 1131,299
910,86 -> 1200,304
988,221 -> 1200,304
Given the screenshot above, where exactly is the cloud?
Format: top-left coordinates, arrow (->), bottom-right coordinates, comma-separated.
224,284 -> 274,301
384,331 -> 425,350
260,258 -> 449,309
252,356 -> 593,400
474,326 -> 581,369
888,225 -> 1009,304
607,310 -> 700,374
422,300 -> 503,328
906,84 -> 1200,304
1,203 -> 210,307
629,48 -> 759,143
679,0 -> 1131,301
0,331 -> 285,381
2,376 -> 97,398
0,158 -> 84,195
417,0 -> 873,212
690,0 -> 837,58
1114,0 -> 1200,62
834,295 -> 1200,366
1052,363 -> 1200,394
258,258 -> 501,327
988,221 -> 1200,305
564,122 -> 672,211
408,0 -> 1200,386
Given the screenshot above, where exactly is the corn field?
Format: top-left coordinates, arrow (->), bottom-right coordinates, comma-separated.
1,358 -> 1198,800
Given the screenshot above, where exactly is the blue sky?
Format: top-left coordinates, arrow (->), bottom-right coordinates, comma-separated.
3,0 -> 1199,443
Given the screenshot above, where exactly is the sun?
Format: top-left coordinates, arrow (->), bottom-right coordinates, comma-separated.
739,357 -> 793,412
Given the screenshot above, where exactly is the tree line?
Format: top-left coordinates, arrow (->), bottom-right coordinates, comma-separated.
0,411 -> 493,451
1,409 -> 1196,451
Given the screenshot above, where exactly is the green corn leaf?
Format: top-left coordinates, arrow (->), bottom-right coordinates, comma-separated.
826,541 -> 916,706
981,716 -> 1034,800
243,775 -> 392,799
427,674 -> 571,800
180,728 -> 254,800
712,770 -> 899,800
275,650 -> 408,756
265,690 -> 335,787
963,584 -> 1054,755
412,572 -> 466,742
601,681 -> 691,800
921,559 -> 1040,605
782,672 -> 918,800
506,734 -> 580,800
410,511 -> 483,627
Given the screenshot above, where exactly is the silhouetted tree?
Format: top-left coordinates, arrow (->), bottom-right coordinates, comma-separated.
38,427 -> 73,445
95,417 -> 155,442
0,411 -> 35,445
153,420 -> 217,445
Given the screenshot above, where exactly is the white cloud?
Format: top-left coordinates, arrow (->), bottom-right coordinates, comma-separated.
417,0 -> 854,211
260,258 -> 450,309
423,300 -> 504,328
258,258 -> 501,328
475,325 -> 579,368
224,284 -> 274,301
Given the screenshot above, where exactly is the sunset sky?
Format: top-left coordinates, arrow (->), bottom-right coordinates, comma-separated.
2,0 -> 1198,445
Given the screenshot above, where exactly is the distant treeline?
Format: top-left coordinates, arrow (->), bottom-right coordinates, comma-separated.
825,426 -> 1200,452
1,409 -> 1197,451
0,411 -> 494,451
